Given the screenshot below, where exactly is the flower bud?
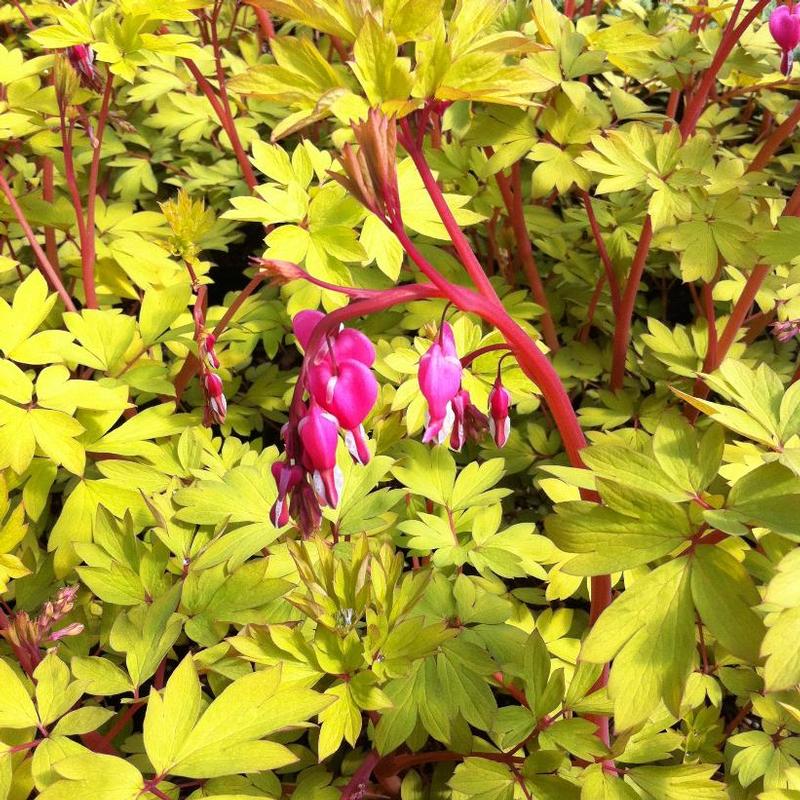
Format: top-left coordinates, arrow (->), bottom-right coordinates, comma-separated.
488,378 -> 511,448
450,388 -> 488,451
270,461 -> 304,527
418,322 -> 462,445
203,372 -> 227,426
772,318 -> 800,342
202,333 -> 220,369
66,44 -> 103,92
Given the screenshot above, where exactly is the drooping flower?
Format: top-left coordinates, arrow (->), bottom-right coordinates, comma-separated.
488,376 -> 511,448
450,388 -> 488,451
306,355 -> 378,464
418,322 -> 463,444
66,44 -> 104,92
270,313 -> 381,532
202,372 -> 227,426
769,5 -> 800,75
298,401 -> 343,508
270,461 -> 304,527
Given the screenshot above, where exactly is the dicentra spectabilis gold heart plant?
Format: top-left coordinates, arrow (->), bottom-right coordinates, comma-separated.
4,0 -> 800,797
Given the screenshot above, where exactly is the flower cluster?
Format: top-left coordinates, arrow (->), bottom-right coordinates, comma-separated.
270,311 -> 378,535
0,585 -> 83,676
417,321 -> 511,451
769,4 -> 800,75
199,333 -> 227,426
270,312 -> 515,534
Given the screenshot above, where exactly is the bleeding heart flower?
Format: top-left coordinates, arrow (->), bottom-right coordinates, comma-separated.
418,322 -> 462,444
67,44 -> 104,92
450,388 -> 488,451
298,401 -> 343,507
306,357 -> 378,464
202,372 -> 227,426
488,377 -> 511,448
769,5 -> 800,75
307,358 -> 378,430
270,461 -> 304,527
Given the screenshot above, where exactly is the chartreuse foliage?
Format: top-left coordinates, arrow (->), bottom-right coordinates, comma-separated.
4,0 -> 800,798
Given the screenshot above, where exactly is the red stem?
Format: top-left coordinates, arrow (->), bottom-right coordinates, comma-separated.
100,700 -> 142,746
0,168 -> 76,311
174,273 -> 265,400
715,264 -> 769,364
9,0 -> 34,29
604,0 -> 758,393
748,101 -> 800,173
495,163 -> 560,351
609,216 -> 654,390
183,58 -> 257,191
59,114 -> 91,302
41,157 -> 61,275
83,72 -> 115,309
580,190 -> 620,312
399,119 -> 498,302
208,12 -> 258,192
679,0 -> 770,140
461,343 -> 512,368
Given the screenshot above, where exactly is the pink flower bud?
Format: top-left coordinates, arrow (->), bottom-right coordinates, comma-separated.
772,318 -> 800,342
203,372 -> 227,425
418,322 -> 462,445
298,402 -> 343,507
449,388 -> 488,451
202,334 -> 220,369
67,44 -> 103,91
270,461 -> 304,527
48,622 -> 84,641
488,378 -> 511,448
450,389 -> 470,451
